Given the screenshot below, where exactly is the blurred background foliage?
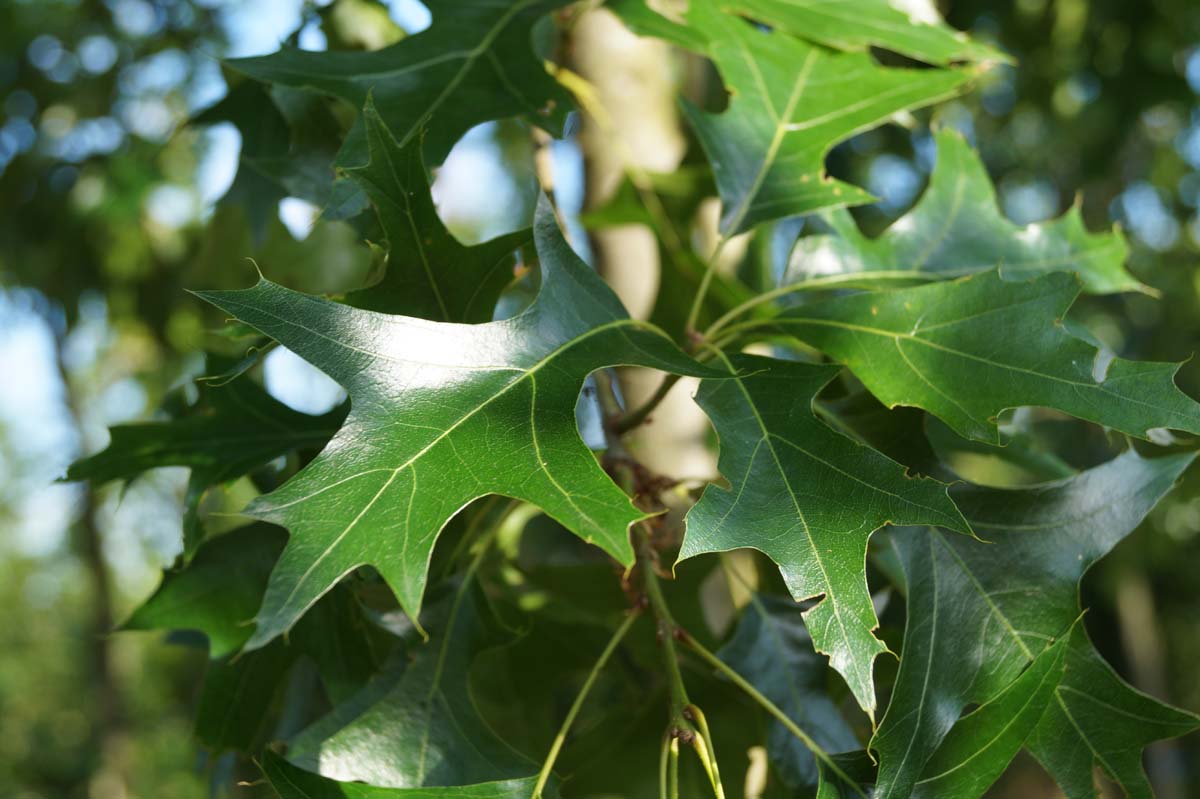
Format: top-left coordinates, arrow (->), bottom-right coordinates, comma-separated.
1,0 -> 1199,797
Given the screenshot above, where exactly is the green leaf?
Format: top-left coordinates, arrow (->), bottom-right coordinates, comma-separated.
66,358 -> 342,554
124,523 -> 382,751
287,579 -> 532,788
787,129 -> 1142,294
343,100 -> 529,322
725,0 -> 1008,65
262,751 -> 545,799
640,0 -> 971,234
194,81 -> 351,237
776,269 -> 1200,443
123,522 -> 285,659
682,352 -> 969,716
195,198 -> 714,649
910,630 -> 1069,799
815,751 -> 876,799
1028,624 -> 1200,799
226,0 -> 571,166
195,642 -> 295,752
871,450 -> 1197,799
717,593 -> 858,789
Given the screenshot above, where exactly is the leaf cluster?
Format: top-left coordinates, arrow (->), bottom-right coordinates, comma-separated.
69,2 -> 1200,797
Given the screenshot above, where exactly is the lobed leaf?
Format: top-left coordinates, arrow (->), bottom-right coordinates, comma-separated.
343,100 -> 530,322
777,269 -> 1200,443
195,198 -> 715,649
683,352 -> 969,716
226,0 -> 572,167
787,128 -> 1143,294
285,580 -> 533,788
725,0 -> 1009,65
66,358 -> 342,555
871,450 -> 1198,798
609,0 -> 975,233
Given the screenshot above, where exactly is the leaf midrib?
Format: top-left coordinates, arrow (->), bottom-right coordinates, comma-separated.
709,351 -> 868,704
262,315 -> 665,614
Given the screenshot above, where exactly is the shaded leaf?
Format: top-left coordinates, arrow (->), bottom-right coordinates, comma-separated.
193,81 -> 353,238
125,524 -> 381,752
787,129 -> 1142,294
262,751 -> 545,799
717,593 -> 858,789
910,631 -> 1069,799
683,353 -> 969,715
227,0 -> 571,167
287,580 -> 532,788
123,523 -> 285,659
1028,625 -> 1200,799
776,269 -> 1200,443
871,450 -> 1197,798
344,100 -> 528,322
66,358 -> 342,554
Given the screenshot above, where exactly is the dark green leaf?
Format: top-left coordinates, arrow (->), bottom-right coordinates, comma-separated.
787,129 -> 1142,294
683,353 -> 969,715
871,450 -> 1197,798
262,751 -> 545,799
226,0 -> 571,166
717,593 -> 858,789
66,362 -> 342,554
776,270 -> 1200,442
123,523 -> 285,658
287,580 -> 533,788
343,100 -> 528,322
125,524 -> 381,752
196,199 -> 714,649
1028,625 -> 1200,799
910,630 -> 1069,799
688,1 -> 971,233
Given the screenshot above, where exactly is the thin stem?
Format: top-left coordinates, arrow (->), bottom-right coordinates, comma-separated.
659,731 -> 671,799
668,736 -> 680,799
532,609 -> 642,799
611,333 -> 739,436
684,235 -> 733,337
704,317 -> 786,348
681,635 -> 867,797
611,374 -> 682,435
702,270 -> 939,342
638,528 -> 694,732
689,706 -> 727,799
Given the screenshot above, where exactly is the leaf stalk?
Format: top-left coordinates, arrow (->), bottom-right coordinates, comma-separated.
531,608 -> 642,799
681,634 -> 867,797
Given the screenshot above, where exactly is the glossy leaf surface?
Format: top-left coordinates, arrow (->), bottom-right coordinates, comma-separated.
262,751 -> 544,799
777,270 -> 1200,442
871,450 -> 1197,798
286,580 -> 533,788
197,200 -> 712,649
684,352 -> 969,715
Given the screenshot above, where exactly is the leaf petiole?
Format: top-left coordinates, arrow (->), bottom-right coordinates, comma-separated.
682,634 -> 867,797
531,609 -> 643,799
